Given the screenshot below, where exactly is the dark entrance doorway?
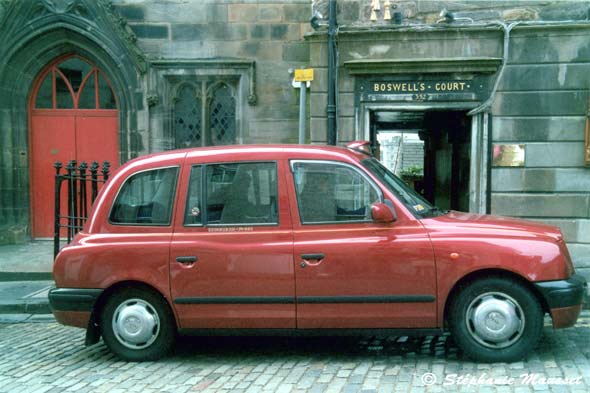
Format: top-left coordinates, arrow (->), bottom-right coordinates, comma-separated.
370,110 -> 471,212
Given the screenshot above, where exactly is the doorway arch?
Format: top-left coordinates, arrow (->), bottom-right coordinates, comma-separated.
29,55 -> 120,238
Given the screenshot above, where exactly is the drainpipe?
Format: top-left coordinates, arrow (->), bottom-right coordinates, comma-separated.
327,0 -> 338,145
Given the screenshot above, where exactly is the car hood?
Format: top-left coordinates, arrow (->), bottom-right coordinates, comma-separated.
421,210 -> 563,242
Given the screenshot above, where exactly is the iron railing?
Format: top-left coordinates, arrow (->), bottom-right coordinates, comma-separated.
54,160 -> 110,258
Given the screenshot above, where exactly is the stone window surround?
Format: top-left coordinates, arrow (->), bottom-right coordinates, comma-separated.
148,59 -> 256,149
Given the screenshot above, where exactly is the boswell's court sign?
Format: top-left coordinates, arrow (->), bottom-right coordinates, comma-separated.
358,76 -> 490,102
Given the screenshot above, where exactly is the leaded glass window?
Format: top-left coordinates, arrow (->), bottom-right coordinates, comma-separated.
174,84 -> 202,148
209,83 -> 236,146
172,80 -> 237,148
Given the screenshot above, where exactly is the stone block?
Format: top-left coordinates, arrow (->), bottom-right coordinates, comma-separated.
492,116 -> 585,142
144,3 -> 207,24
338,117 -> 355,142
509,31 -> 590,64
210,24 -> 248,41
284,4 -> 311,23
493,167 -> 590,195
491,193 -> 589,218
499,64 -> 590,92
309,40 -> 328,67
129,24 -> 169,39
310,117 -> 327,143
310,67 -> 327,93
492,91 -> 586,117
115,5 -> 145,22
248,120 -> 298,143
567,243 -> 590,268
339,93 -> 355,117
171,24 -> 205,41
532,219 -> 590,243
250,25 -> 270,40
539,2 -> 590,21
525,142 -> 585,167
259,5 -> 283,22
229,4 -> 258,23
337,1 -> 360,24
310,93 -> 327,117
239,42 -> 283,61
282,43 -> 310,62
271,24 -> 288,40
207,4 -> 228,23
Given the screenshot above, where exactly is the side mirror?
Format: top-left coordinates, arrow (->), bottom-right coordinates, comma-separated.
371,202 -> 397,223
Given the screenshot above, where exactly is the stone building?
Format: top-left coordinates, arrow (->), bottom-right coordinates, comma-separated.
0,0 -> 589,281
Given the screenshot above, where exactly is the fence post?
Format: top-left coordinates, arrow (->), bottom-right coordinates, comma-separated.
66,160 -> 76,243
102,161 -> 111,182
53,161 -> 62,259
90,161 -> 99,202
79,162 -> 89,232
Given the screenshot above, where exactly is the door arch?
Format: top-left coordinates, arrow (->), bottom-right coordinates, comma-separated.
29,55 -> 120,238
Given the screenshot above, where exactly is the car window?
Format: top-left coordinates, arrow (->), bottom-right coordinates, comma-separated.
205,162 -> 278,225
292,161 -> 380,224
109,167 -> 179,226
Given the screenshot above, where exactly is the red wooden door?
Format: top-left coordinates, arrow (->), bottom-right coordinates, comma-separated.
30,56 -> 119,238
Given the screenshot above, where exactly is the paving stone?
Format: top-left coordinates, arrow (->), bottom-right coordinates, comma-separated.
0,313 -> 589,392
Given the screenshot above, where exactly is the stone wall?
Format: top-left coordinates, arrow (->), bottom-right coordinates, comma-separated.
112,0 -> 312,148
490,26 -> 590,273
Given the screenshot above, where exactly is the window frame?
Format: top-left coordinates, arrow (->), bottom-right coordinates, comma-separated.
108,166 -> 180,227
183,161 -> 280,228
290,160 -> 384,226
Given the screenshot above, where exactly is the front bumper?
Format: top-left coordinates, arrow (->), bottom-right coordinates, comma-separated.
533,273 -> 587,328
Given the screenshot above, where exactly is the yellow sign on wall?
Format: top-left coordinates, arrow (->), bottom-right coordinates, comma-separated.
294,69 -> 314,82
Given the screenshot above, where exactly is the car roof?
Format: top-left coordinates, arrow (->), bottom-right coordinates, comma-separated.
128,144 -> 369,166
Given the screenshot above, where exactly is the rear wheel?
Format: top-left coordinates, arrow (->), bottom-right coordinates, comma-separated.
449,277 -> 543,362
100,288 -> 175,361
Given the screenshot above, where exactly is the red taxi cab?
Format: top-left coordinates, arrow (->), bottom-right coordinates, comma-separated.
49,143 -> 587,362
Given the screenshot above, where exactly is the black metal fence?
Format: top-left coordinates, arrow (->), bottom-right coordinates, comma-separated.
54,160 -> 111,258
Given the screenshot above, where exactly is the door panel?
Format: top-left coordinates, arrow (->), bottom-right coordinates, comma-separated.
288,160 -> 437,329
170,160 -> 295,329
75,112 -> 119,166
30,114 -> 76,238
293,223 -> 436,328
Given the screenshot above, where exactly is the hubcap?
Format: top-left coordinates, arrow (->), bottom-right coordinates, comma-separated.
112,298 -> 160,350
466,292 -> 525,349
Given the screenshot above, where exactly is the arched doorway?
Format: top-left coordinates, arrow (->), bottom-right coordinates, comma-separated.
29,55 -> 120,238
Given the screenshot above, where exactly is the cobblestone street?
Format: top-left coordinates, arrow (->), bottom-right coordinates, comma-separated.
0,313 -> 589,393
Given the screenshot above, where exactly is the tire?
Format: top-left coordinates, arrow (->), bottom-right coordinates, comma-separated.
100,287 -> 176,361
448,277 -> 543,363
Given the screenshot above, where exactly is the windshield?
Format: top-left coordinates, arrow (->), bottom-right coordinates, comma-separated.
362,158 -> 442,217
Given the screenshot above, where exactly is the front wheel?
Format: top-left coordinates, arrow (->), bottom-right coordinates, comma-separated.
449,277 -> 543,362
100,288 -> 176,361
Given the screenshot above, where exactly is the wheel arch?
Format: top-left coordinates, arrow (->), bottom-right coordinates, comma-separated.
443,268 -> 549,327
86,280 -> 177,345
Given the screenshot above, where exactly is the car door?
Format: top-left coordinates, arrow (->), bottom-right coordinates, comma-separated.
289,160 -> 437,329
169,159 -> 295,329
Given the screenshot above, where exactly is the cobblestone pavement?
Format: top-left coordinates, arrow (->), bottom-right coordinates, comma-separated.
1,313 -> 589,393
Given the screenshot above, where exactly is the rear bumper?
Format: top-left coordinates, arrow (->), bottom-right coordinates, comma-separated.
48,288 -> 103,312
533,274 -> 587,328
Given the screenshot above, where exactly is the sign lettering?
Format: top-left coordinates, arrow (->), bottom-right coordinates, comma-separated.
372,81 -> 471,94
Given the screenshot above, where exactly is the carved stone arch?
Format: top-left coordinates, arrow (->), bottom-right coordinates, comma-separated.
171,82 -> 202,104
0,0 -> 147,243
205,80 -> 238,104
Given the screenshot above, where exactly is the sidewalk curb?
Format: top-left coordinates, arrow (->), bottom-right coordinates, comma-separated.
0,299 -> 52,314
0,272 -> 53,281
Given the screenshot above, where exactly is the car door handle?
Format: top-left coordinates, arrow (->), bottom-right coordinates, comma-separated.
176,256 -> 198,265
300,253 -> 325,268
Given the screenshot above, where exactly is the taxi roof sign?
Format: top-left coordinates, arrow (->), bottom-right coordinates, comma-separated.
294,69 -> 314,82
